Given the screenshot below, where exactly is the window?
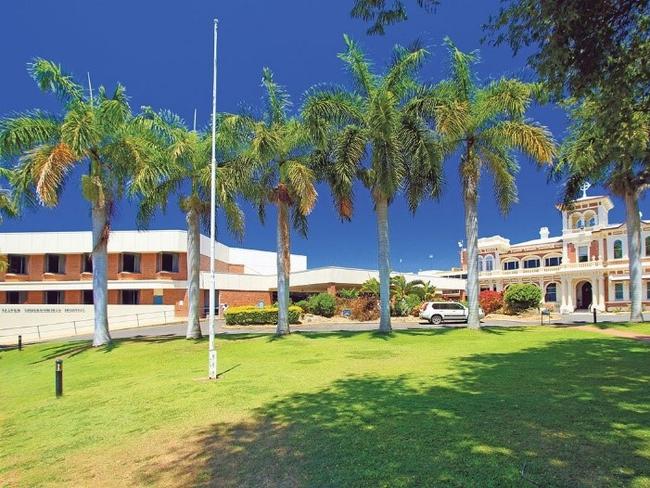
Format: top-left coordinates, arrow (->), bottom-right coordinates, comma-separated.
613,240 -> 623,259
485,256 -> 494,271
478,256 -> 484,272
82,253 -> 93,273
646,237 -> 650,257
7,254 -> 28,274
6,291 -> 26,304
503,261 -> 519,270
82,290 -> 94,304
584,212 -> 597,227
120,253 -> 141,273
578,246 -> 589,263
523,258 -> 540,269
45,254 -> 65,274
647,282 -> 650,300
44,290 -> 64,304
545,283 -> 557,302
545,256 -> 562,267
153,289 -> 164,305
121,290 -> 139,305
614,283 -> 624,301
159,252 -> 179,273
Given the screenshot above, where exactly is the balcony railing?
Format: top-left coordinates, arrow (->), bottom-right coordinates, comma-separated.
480,260 -> 604,278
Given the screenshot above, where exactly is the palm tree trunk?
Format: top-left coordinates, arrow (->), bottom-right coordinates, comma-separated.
276,200 -> 291,335
185,207 -> 202,339
91,204 -> 111,346
624,190 -> 644,322
375,196 -> 392,333
464,175 -> 481,329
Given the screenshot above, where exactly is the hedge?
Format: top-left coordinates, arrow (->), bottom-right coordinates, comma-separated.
224,305 -> 302,325
504,284 -> 541,313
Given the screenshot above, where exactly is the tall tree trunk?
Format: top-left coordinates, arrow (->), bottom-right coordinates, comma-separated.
464,174 -> 481,329
276,200 -> 291,335
91,204 -> 111,346
185,207 -> 202,339
624,190 -> 644,322
375,196 -> 392,333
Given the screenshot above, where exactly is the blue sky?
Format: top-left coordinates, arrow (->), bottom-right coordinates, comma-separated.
1,0 -> 647,271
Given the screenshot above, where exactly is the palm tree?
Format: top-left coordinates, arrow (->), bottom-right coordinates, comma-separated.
419,280 -> 437,301
414,39 -> 555,329
234,69 -> 318,336
133,109 -> 251,339
559,96 -> 649,321
0,166 -> 17,273
0,60 -> 166,346
360,277 -> 380,296
389,275 -> 425,303
302,35 -> 443,333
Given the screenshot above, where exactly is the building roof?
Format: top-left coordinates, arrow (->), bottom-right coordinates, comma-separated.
510,235 -> 563,248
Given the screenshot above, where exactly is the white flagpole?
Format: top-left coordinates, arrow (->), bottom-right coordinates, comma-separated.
208,18 -> 218,380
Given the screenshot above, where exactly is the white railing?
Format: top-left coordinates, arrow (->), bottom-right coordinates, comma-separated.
480,260 -> 604,278
0,310 -> 183,345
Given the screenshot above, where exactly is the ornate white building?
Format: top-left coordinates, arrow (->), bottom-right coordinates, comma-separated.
474,193 -> 650,313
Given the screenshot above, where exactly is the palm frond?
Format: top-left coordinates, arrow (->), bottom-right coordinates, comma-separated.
0,111 -> 61,157
60,103 -> 100,155
261,68 -> 291,126
21,143 -> 77,206
482,120 -> 556,165
338,35 -> 377,96
284,161 -> 317,216
28,58 -> 83,103
443,37 -> 478,102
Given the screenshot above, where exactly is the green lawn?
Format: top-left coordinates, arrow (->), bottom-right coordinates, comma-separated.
1,327 -> 649,487
595,321 -> 650,335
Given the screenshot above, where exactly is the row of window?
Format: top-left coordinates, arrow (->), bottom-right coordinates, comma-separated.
4,253 -> 180,275
4,289 -> 147,305
499,256 -> 563,271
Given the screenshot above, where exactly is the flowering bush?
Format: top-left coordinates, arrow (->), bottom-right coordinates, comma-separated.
479,290 -> 503,316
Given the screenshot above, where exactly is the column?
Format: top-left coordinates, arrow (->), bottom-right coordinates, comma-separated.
560,278 -> 568,313
597,276 -> 605,311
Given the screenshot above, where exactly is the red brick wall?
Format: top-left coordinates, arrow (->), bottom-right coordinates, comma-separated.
219,290 -> 273,307
567,243 -> 576,263
590,240 -> 599,260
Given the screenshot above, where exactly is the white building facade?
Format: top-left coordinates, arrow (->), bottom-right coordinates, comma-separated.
475,194 -> 650,313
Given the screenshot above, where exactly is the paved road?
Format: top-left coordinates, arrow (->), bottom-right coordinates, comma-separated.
18,311 -> 635,344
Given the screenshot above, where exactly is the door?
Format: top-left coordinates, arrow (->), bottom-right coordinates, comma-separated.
581,282 -> 592,310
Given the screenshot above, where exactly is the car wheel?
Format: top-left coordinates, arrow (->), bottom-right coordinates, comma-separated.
430,315 -> 443,325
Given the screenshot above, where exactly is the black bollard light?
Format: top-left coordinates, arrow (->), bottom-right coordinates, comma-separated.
18,335 -> 22,351
55,359 -> 63,398
593,308 -> 597,324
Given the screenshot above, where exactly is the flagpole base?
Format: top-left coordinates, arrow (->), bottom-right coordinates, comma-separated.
208,349 -> 217,379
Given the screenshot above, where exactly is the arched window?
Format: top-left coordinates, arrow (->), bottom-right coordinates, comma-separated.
570,213 -> 583,229
503,260 -> 519,271
478,256 -> 484,272
613,240 -> 623,259
584,211 -> 597,227
645,236 -> 650,256
485,255 -> 494,272
545,283 -> 557,302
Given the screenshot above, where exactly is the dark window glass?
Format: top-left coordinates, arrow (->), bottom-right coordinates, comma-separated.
7,255 -> 27,274
121,254 -> 140,273
578,246 -> 589,262
82,254 -> 93,273
545,256 -> 562,267
121,290 -> 139,305
545,283 -> 557,302
6,291 -> 26,304
44,290 -> 64,304
613,240 -> 623,259
159,253 -> 179,273
615,283 -> 624,300
82,290 -> 94,304
45,254 -> 65,274
503,261 -> 519,270
524,259 -> 540,269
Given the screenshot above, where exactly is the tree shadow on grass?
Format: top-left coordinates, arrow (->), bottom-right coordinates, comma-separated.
31,334 -> 183,363
137,337 -> 650,487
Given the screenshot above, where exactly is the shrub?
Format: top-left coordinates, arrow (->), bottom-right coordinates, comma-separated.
350,296 -> 379,321
338,288 -> 359,299
393,293 -> 423,317
503,284 -> 542,313
306,293 -> 336,317
295,299 -> 310,313
224,305 -> 302,325
479,290 -> 503,315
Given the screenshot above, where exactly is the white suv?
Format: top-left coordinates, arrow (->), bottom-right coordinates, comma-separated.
419,302 -> 484,325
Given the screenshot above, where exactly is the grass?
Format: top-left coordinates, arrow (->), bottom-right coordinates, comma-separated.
594,321 -> 650,335
1,327 -> 649,487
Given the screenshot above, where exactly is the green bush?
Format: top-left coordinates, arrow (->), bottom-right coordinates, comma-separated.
295,299 -> 310,313
224,305 -> 302,325
338,288 -> 359,299
307,293 -> 336,317
504,284 -> 542,313
392,293 -> 423,317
